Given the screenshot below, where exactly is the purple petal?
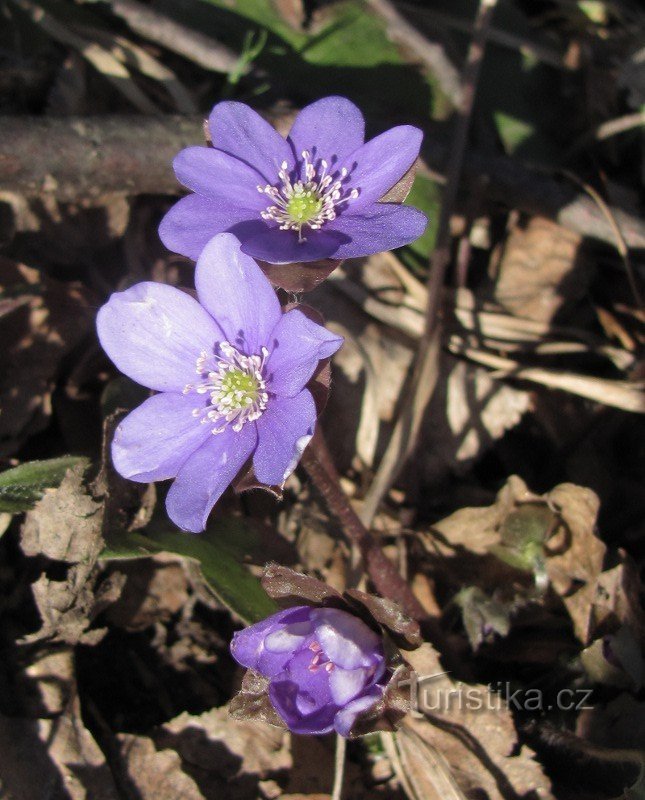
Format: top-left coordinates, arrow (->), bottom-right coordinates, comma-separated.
173,146 -> 267,208
266,309 -> 343,398
194,233 -> 281,355
287,96 -> 365,175
269,649 -> 336,733
112,392 -> 211,482
159,194 -> 257,261
343,126 -> 423,211
269,680 -> 337,735
208,101 -> 294,182
329,667 -> 368,706
328,204 -> 427,260
165,423 -> 256,532
96,282 -> 221,392
241,226 -> 345,265
230,606 -> 312,676
253,390 -> 316,486
334,687 -> 383,737
312,608 -> 382,670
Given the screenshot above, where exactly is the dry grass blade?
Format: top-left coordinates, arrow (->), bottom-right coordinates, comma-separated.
106,0 -> 240,73
382,729 -> 468,800
10,0 -> 161,114
449,339 -> 645,413
73,24 -> 197,114
365,0 -> 463,106
361,0 -> 499,528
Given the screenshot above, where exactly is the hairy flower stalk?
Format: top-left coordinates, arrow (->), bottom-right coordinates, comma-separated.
159,95 -> 427,265
96,233 -> 342,532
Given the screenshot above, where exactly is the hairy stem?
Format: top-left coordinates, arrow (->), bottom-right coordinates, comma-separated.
301,430 -> 427,621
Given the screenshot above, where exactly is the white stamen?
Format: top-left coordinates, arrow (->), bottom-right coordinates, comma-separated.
184,342 -> 269,435
257,150 -> 359,242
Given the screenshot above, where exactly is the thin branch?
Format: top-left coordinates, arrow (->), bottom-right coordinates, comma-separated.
360,0 -> 499,527
2,114 -> 645,250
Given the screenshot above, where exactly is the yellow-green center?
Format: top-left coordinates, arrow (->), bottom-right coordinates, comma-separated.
220,369 -> 260,409
286,190 -> 323,223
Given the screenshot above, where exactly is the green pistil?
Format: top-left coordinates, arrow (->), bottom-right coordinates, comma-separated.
287,190 -> 323,223
220,369 -> 259,408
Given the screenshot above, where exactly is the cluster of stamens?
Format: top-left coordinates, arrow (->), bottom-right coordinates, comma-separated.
184,342 -> 269,434
258,150 -> 359,242
307,640 -> 334,673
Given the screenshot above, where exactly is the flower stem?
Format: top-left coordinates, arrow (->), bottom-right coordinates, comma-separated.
301,429 -> 427,621
331,734 -> 347,800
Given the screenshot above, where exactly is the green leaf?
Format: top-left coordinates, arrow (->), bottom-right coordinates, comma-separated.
102,518 -> 277,624
0,456 -> 89,513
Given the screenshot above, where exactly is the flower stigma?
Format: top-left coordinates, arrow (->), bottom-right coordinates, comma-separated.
184,341 -> 269,434
258,150 -> 359,242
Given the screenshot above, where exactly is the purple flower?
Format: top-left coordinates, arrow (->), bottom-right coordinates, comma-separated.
159,96 -> 427,265
231,605 -> 387,736
96,233 -> 342,533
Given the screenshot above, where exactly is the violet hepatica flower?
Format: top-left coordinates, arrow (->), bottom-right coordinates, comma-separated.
96,232 -> 342,532
231,605 -> 387,736
159,95 -> 427,265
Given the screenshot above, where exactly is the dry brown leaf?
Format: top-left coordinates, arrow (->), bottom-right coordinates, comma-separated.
491,216 -> 587,324
118,734 -> 205,800
0,258 -> 94,455
20,466 -> 109,644
119,705 -> 293,800
401,645 -> 554,800
590,551 -> 645,643
544,483 -> 604,643
429,474 -> 536,555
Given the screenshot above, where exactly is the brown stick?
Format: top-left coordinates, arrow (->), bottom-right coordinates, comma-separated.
1,114 -> 643,250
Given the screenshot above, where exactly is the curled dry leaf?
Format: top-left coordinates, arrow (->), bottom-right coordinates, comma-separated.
426,475 -> 605,643
19,465 -> 110,644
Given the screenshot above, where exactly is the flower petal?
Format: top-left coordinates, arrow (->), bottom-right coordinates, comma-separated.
329,667 -> 368,706
173,146 -> 267,208
97,282 -> 221,392
253,390 -> 316,486
112,392 -> 211,482
194,233 -> 281,355
159,193 -> 258,261
287,96 -> 365,173
241,226 -> 344,265
266,309 -> 343,398
334,687 -> 383,737
165,423 -> 256,532
328,204 -> 427,260
343,125 -> 423,211
312,608 -> 382,670
269,680 -> 337,735
230,606 -> 312,676
208,101 -> 295,182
